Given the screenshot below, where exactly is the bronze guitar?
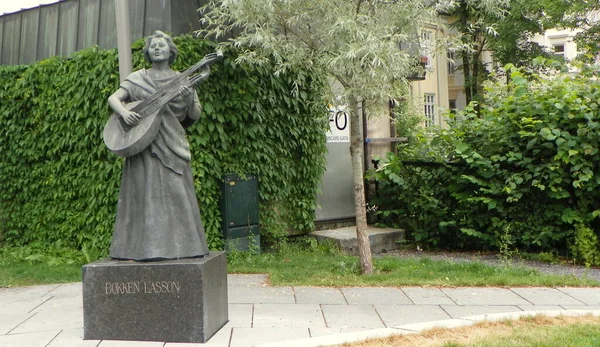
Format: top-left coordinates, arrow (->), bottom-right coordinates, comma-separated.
103,51 -> 223,157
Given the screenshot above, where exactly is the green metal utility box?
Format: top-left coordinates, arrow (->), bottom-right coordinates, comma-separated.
219,174 -> 260,252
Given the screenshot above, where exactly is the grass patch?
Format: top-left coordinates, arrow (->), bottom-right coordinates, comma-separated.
0,245 -> 85,287
335,314 -> 600,347
1,238 -> 599,288
227,239 -> 600,287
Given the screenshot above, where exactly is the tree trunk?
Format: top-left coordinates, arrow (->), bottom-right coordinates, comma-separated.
349,97 -> 373,275
459,1 -> 472,105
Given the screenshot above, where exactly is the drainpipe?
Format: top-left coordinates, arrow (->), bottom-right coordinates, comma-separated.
114,0 -> 132,82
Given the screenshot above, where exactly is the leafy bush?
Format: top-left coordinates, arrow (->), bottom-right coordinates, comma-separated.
373,62 -> 600,263
0,35 -> 328,257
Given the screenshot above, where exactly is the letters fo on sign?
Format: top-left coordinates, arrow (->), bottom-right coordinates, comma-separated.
105,281 -> 181,294
327,106 -> 350,143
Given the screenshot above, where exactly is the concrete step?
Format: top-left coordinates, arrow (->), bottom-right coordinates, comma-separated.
309,226 -> 405,255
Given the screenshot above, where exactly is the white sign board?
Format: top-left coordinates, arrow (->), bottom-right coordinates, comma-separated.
326,106 -> 350,143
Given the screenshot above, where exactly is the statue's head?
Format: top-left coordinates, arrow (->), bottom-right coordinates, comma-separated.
143,31 -> 178,64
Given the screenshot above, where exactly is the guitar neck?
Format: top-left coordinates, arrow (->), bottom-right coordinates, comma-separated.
130,57 -> 213,114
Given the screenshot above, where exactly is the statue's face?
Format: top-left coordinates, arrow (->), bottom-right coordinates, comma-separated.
148,37 -> 171,63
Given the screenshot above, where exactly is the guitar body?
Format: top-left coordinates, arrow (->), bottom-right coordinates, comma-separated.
103,100 -> 162,158
103,50 -> 223,157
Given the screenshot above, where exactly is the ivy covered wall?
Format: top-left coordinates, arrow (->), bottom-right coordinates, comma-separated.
0,35 -> 328,254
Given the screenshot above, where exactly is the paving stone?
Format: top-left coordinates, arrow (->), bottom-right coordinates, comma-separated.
341,287 -> 412,305
441,288 -> 531,306
11,297 -> 83,334
228,274 -> 269,287
0,294 -> 52,314
0,331 -> 60,347
0,312 -> 35,335
441,305 -> 522,318
42,282 -> 82,299
375,304 -> 451,326
401,287 -> 455,305
228,285 -> 295,304
229,327 -> 310,347
394,318 -> 474,332
253,304 -> 326,328
46,328 -> 100,346
294,286 -> 346,304
321,304 -> 385,329
510,288 -> 585,306
164,323 -> 233,346
228,303 -> 253,328
557,288 -> 600,305
0,284 -> 61,299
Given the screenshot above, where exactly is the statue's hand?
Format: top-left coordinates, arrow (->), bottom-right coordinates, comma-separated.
179,85 -> 195,107
121,110 -> 142,127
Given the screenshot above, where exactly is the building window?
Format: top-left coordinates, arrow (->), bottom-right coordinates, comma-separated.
447,50 -> 456,74
553,44 -> 565,57
420,31 -> 433,68
449,99 -> 457,114
424,94 -> 436,127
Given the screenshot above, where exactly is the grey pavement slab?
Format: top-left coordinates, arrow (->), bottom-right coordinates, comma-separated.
0,284 -> 60,299
557,287 -> 600,305
42,282 -> 82,299
228,274 -> 269,287
401,287 -> 455,305
441,305 -> 522,318
341,287 -> 413,305
321,304 -> 385,329
46,328 -> 99,347
228,303 -> 253,327
229,327 -> 310,347
510,287 -> 586,306
0,295 -> 51,314
375,304 -> 451,326
441,287 -> 532,306
0,331 -> 60,347
11,297 -> 83,334
0,313 -> 35,335
294,286 -> 346,304
228,285 -> 295,304
253,304 -> 326,328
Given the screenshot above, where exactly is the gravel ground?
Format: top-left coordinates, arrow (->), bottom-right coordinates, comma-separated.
382,250 -> 600,283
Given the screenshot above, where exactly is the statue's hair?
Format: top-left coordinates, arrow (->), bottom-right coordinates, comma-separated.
143,30 -> 178,64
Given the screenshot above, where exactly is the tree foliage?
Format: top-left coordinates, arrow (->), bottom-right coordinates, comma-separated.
0,35 -> 328,256
447,0 -> 600,107
373,61 -> 600,264
199,0 -> 441,104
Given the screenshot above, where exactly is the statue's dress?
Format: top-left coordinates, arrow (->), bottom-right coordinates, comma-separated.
109,70 -> 209,260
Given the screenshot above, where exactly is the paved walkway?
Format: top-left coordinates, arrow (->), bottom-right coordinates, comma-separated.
1,274 -> 599,347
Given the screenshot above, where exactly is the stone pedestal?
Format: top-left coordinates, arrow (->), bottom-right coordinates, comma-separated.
82,252 -> 228,343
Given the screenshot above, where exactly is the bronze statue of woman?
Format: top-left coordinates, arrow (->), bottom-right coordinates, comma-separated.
106,31 -> 209,261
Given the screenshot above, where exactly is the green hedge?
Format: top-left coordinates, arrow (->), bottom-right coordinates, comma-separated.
373,63 -> 600,264
0,35 -> 328,255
